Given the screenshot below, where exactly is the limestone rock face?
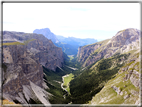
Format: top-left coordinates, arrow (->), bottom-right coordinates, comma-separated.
77,28 -> 140,68
77,44 -> 101,63
111,85 -> 122,95
2,31 -> 64,71
1,31 -> 64,105
2,44 -> 48,104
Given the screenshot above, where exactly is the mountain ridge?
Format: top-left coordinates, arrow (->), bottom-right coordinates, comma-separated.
1,31 -> 64,105
1,28 -> 141,105
77,28 -> 140,68
69,28 -> 140,104
33,28 -> 98,55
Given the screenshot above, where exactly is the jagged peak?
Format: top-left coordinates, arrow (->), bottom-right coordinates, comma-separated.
33,28 -> 51,33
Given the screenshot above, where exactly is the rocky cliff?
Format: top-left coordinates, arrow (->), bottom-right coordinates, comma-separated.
2,44 -> 52,105
1,31 -> 64,105
77,28 -> 140,68
2,31 -> 64,71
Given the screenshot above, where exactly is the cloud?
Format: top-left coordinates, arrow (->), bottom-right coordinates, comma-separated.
3,3 -> 140,40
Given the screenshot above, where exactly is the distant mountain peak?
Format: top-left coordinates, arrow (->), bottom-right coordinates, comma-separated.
33,28 -> 59,43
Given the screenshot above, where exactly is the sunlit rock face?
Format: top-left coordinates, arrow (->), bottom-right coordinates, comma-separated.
2,44 -> 45,104
2,31 -> 64,71
77,28 -> 140,68
1,31 -> 64,105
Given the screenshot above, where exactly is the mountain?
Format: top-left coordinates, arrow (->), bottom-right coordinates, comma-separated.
33,28 -> 59,43
55,36 -> 97,55
1,31 -> 64,105
1,28 -> 140,105
90,51 -> 140,104
77,28 -> 140,67
54,42 -> 78,55
2,31 -> 64,71
33,28 -> 97,55
69,28 -> 140,104
56,36 -> 97,46
89,28 -> 141,105
33,28 -> 78,55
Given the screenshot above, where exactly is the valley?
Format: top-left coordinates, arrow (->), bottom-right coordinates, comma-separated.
1,28 -> 141,106
62,73 -> 74,94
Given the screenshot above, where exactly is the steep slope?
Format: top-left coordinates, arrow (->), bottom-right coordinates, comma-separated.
33,28 -> 59,43
1,31 -> 64,105
2,31 -> 64,71
33,28 -> 78,55
70,53 -> 130,104
90,51 -> 140,105
2,42 -> 51,105
69,28 -> 140,104
77,28 -> 140,68
33,28 -> 97,55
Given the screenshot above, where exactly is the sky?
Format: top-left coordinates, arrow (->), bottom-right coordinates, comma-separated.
3,3 -> 140,41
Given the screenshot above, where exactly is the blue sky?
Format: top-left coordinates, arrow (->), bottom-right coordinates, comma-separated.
3,3 -> 140,41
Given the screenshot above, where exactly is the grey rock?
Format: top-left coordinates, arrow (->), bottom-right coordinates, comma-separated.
135,98 -> 140,105
124,94 -> 130,99
2,31 -> 64,71
111,85 -> 122,95
123,71 -> 132,81
77,28 -> 140,68
130,73 -> 140,87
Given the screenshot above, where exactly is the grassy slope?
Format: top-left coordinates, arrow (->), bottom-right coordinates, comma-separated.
70,53 -> 129,104
2,42 -> 25,46
90,52 -> 140,104
2,39 -> 35,46
90,71 -> 139,104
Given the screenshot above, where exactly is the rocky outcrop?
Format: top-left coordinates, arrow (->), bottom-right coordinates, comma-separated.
90,49 -> 140,104
2,44 -> 51,105
130,72 -> 140,88
111,85 -> 123,95
123,69 -> 140,88
123,55 -> 140,88
2,31 -> 64,71
77,28 -> 140,68
1,31 -> 64,105
77,44 -> 101,63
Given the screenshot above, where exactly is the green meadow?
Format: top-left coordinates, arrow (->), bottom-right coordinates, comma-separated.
63,73 -> 74,94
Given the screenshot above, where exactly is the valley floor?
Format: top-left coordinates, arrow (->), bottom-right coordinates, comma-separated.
61,73 -> 74,95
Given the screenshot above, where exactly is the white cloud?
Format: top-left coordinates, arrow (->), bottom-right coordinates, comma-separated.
3,3 -> 140,40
